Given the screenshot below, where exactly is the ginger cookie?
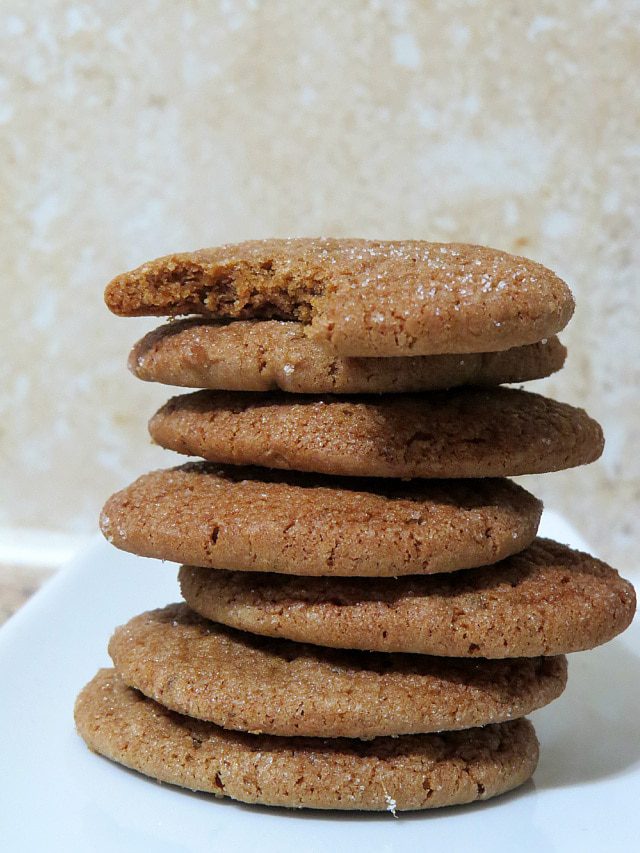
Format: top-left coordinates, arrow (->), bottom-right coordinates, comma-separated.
75,669 -> 540,811
148,388 -> 604,478
108,604 -> 567,739
105,238 -> 574,356
100,463 -> 541,576
180,539 -> 636,657
129,319 -> 567,393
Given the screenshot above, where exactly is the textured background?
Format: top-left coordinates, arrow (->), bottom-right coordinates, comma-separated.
1,0 -> 638,575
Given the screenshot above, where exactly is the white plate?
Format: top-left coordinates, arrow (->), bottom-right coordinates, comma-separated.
1,512 -> 638,853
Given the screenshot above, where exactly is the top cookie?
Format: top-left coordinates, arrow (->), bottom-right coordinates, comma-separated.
105,239 -> 574,356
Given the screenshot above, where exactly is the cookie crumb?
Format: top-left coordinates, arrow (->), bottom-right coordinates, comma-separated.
385,793 -> 399,817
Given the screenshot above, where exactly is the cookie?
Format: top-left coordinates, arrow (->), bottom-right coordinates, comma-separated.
149,388 -> 604,478
105,238 -> 574,356
109,604 -> 567,739
180,539 -> 636,657
101,463 -> 541,576
129,319 -> 567,393
75,669 -> 539,811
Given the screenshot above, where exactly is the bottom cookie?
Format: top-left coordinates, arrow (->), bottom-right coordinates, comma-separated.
75,669 -> 539,812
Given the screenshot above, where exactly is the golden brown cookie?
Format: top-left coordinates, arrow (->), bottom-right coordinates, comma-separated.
129,319 -> 567,393
105,238 -> 574,356
149,388 -> 604,478
100,464 -> 541,576
75,669 -> 539,811
180,539 -> 636,657
109,604 -> 567,739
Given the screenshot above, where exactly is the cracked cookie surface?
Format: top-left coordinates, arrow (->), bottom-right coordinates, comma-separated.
180,539 -> 636,657
108,604 -> 566,738
129,319 -> 567,393
75,669 -> 539,810
100,463 -> 541,576
148,387 -> 604,478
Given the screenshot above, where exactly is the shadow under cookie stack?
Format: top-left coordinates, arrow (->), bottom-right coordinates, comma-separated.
75,239 -> 636,812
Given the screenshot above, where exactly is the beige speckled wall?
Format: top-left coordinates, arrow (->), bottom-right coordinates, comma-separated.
1,0 -> 638,573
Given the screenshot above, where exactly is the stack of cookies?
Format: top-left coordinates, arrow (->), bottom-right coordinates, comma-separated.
75,239 -> 636,812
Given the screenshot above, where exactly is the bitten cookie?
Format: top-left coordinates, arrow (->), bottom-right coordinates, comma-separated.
75,669 -> 540,811
109,604 -> 567,738
180,539 -> 636,657
100,464 -> 541,576
148,388 -> 604,478
129,319 -> 567,393
105,238 -> 574,356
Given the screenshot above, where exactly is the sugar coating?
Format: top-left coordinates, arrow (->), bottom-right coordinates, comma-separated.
129,319 -> 567,394
108,604 -> 566,738
104,238 -> 574,356
148,387 -> 604,479
180,538 -> 636,657
75,670 -> 539,811
100,463 -> 541,577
